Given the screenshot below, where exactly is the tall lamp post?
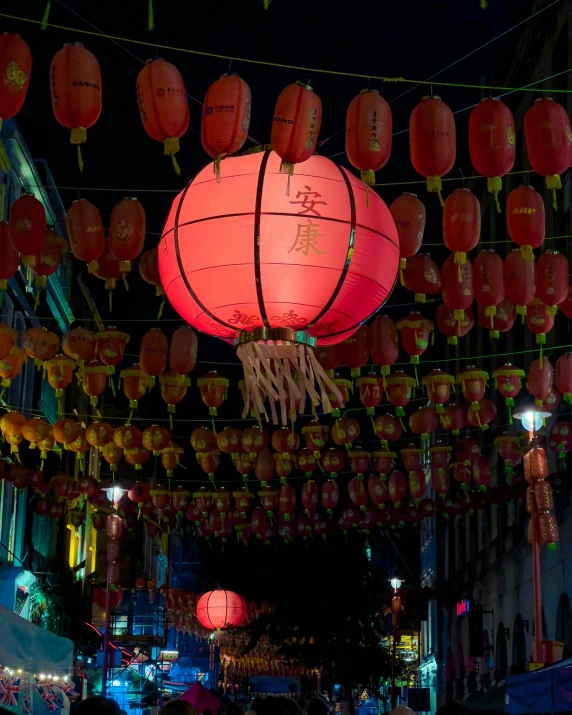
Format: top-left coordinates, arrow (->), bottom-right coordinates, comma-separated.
513,402 -> 557,666
390,577 -> 403,708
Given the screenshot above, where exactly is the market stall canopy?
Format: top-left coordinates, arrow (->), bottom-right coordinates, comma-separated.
0,603 -> 74,674
179,682 -> 221,715
506,658 -> 572,714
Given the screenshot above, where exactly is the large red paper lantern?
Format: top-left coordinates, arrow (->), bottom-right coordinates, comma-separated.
10,193 -> 45,266
369,315 -> 398,378
201,74 -> 251,179
504,249 -> 535,316
159,150 -> 399,423
196,590 -> 247,630
435,304 -> 474,345
409,96 -> 456,205
443,189 -> 480,264
272,82 -> 322,177
346,89 -> 392,186
50,43 -> 102,171
524,98 -> 572,208
506,185 -> 545,260
65,199 -> 105,272
468,98 -> 515,211
535,251 -> 568,307
390,193 -> 426,269
136,58 -> 190,174
108,198 -> 146,274
0,33 -> 32,126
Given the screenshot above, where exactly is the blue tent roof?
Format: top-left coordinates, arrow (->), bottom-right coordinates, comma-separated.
506,658 -> 572,714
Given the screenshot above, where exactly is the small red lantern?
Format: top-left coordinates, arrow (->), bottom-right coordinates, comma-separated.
452,462 -> 471,490
356,373 -> 384,415
396,313 -> 434,366
161,442 -> 185,477
526,299 -> 556,345
278,483 -> 296,519
275,452 -> 294,482
409,96 -> 456,205
331,417 -> 360,447
169,325 -> 198,377
50,42 -> 102,170
81,359 -> 110,407
24,327 -> 60,366
215,426 -> 242,455
296,447 -> 319,475
473,250 -> 504,335
401,444 -> 424,473
0,346 -> 26,389
243,426 -> 269,456
62,325 -> 96,363
492,363 -> 525,421
197,371 -> 229,415
102,442 -> 123,473
10,193 -> 45,266
401,254 -> 441,303
0,223 -> 19,296
494,433 -> 522,479
385,371 -> 416,417
202,74 -> 251,179
159,371 -> 190,421
369,315 -> 399,378
504,248 -> 536,317
139,247 -> 163,300
42,353 -> 75,399
430,464 -> 450,497
467,398 -> 497,431
321,448 -> 345,478
429,442 -> 451,471
300,421 -> 327,456
524,98 -> 572,208
477,298 -> 515,339
456,366 -> 488,409
388,470 -> 407,507
52,417 -> 80,445
506,185 -> 545,260
190,426 -> 216,453
409,406 -> 439,443
441,255 -> 474,328
120,363 -> 150,411
86,421 -> 113,449
390,193 -> 426,273
255,448 -> 275,486
435,303 -> 474,345
536,251 -> 568,307
408,469 -> 426,502
468,98 -> 515,211
367,472 -> 389,507
339,324 -> 369,377
0,33 -> 32,125
472,455 -> 492,491
32,229 -> 67,291
124,446 -> 151,471
528,356 -> 553,403
556,353 -> 572,403
114,424 -> 142,450
348,476 -> 369,511
301,479 -> 320,513
443,189 -> 481,265
421,370 -> 454,413
95,327 -> 129,368
65,199 -> 105,272
440,402 -> 467,435
372,449 -> 395,478
136,58 -> 189,174
373,413 -> 403,446
107,197 -> 146,276
321,479 -> 340,514
348,449 -> 370,477
139,327 -> 168,379
346,89 -> 391,186
456,437 -> 481,465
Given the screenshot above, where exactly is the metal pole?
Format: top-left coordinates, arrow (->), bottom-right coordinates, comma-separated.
531,496 -> 543,664
102,584 -> 112,697
391,626 -> 397,709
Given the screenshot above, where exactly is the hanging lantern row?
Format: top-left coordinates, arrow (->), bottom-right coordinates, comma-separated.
1,33 -> 570,202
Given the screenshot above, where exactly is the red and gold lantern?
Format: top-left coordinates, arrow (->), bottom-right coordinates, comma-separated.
81,359 -> 110,406
439,402 -> 466,435
52,417 -> 80,445
443,189 -> 480,265
409,406 -> 438,443
331,417 -> 360,447
396,313 -> 433,366
388,470 -> 407,507
0,346 -> 26,389
421,370 -> 454,413
0,33 -> 32,126
356,373 -> 384,415
124,446 -> 151,471
473,250 -> 504,336
140,328 -> 168,378
62,325 -> 95,364
108,197 -> 146,275
373,413 -> 403,446
536,251 -> 568,307
494,433 -> 522,479
506,185 -> 545,260
44,354 -> 75,399
86,421 -> 113,449
492,363 -> 525,421
197,371 -> 229,416
477,298 -> 515,339
114,424 -> 142,450
120,363 -> 151,411
456,366 -> 488,409
526,299 -> 556,345
102,441 -> 123,472
466,398 -> 497,431
385,371 -> 416,417
346,89 -> 392,186
162,442 -> 184,477
24,327 -> 59,366
321,448 -> 345,478
528,356 -> 553,404
95,328 -> 129,368
339,324 -> 369,377
159,371 -> 190,422
10,193 -> 45,267
435,303 -> 474,345
401,254 -> 441,303
169,325 -> 198,377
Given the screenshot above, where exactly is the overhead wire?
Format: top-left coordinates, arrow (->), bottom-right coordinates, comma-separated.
1,12 -> 570,95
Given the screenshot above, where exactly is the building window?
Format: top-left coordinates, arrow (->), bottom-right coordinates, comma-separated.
512,615 -> 527,675
556,594 -> 572,657
495,622 -> 508,680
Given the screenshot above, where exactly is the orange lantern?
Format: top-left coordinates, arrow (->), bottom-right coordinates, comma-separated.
435,303 -> 474,346
369,315 -> 398,379
81,359 -> 111,406
477,298 -> 515,339
50,43 -> 102,171
345,89 -> 392,186
472,250 -> 504,335
159,371 -> 190,424
1,411 -> 26,442
339,324 -> 369,377
43,354 -> 76,398
95,327 -> 129,368
136,58 -> 190,174
396,313 -> 434,367
0,222 -> 19,298
390,193 -> 426,275
21,417 -> 50,448
120,363 -> 151,411
242,425 -> 269,456
86,420 -> 113,449
441,255 -> 473,325
468,98 -> 515,212
201,73 -> 251,179
504,249 -> 535,317
22,327 -> 59,370
524,98 -> 572,208
102,441 -> 122,472
272,426 -> 301,454
10,193 -> 45,267
52,417 -> 80,445
331,417 -> 360,447
506,185 -> 545,260
327,373 -> 352,418
321,447 -> 345,478
526,299 -> 556,345
125,446 -> 151,471
143,424 -> 171,455
401,254 -> 441,303
140,327 -> 168,378
197,371 -> 229,415
255,448 -> 275,486
356,373 -> 384,415
385,371 -> 416,417
456,366 -> 488,409
409,406 -> 439,444
93,247 -> 128,310
0,33 -> 32,127
197,449 -> 220,480
535,251 -> 568,307
492,363 -> 525,421
114,424 -> 142,450
65,199 -> 105,272
409,96 -> 456,205
271,81 -> 321,178
0,346 -> 26,389
421,370 -> 454,413
161,442 -> 184,478
108,197 -> 146,274
32,229 -> 67,296
38,434 -> 57,463
68,428 -> 89,470
169,325 -> 198,376
62,325 -> 95,364
443,189 -> 481,265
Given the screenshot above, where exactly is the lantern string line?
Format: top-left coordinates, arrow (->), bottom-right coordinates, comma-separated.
387,0 -> 563,105
1,12 -> 571,95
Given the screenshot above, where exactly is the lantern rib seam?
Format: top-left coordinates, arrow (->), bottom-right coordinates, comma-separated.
253,150 -> 271,328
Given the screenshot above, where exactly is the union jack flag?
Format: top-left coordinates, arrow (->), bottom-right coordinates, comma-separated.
38,684 -> 58,712
0,677 -> 20,707
22,690 -> 32,715
57,680 -> 79,703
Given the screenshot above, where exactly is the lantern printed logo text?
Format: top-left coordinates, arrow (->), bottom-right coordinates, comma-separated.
512,207 -> 537,214
71,81 -> 101,90
289,186 -> 327,217
289,220 -> 324,256
6,61 -> 27,91
205,105 -> 236,115
369,110 -> 381,152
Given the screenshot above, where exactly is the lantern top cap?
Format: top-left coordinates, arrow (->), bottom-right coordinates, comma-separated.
421,95 -> 441,100
402,193 -> 418,197
360,88 -> 379,95
295,80 -> 313,91
63,42 -> 84,47
534,97 -> 553,103
481,97 -> 500,102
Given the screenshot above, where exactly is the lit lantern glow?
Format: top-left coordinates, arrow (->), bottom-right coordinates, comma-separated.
159,150 -> 399,424
196,589 -> 247,630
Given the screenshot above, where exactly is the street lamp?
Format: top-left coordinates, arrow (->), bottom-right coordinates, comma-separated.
389,578 -> 404,708
513,401 -> 550,437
